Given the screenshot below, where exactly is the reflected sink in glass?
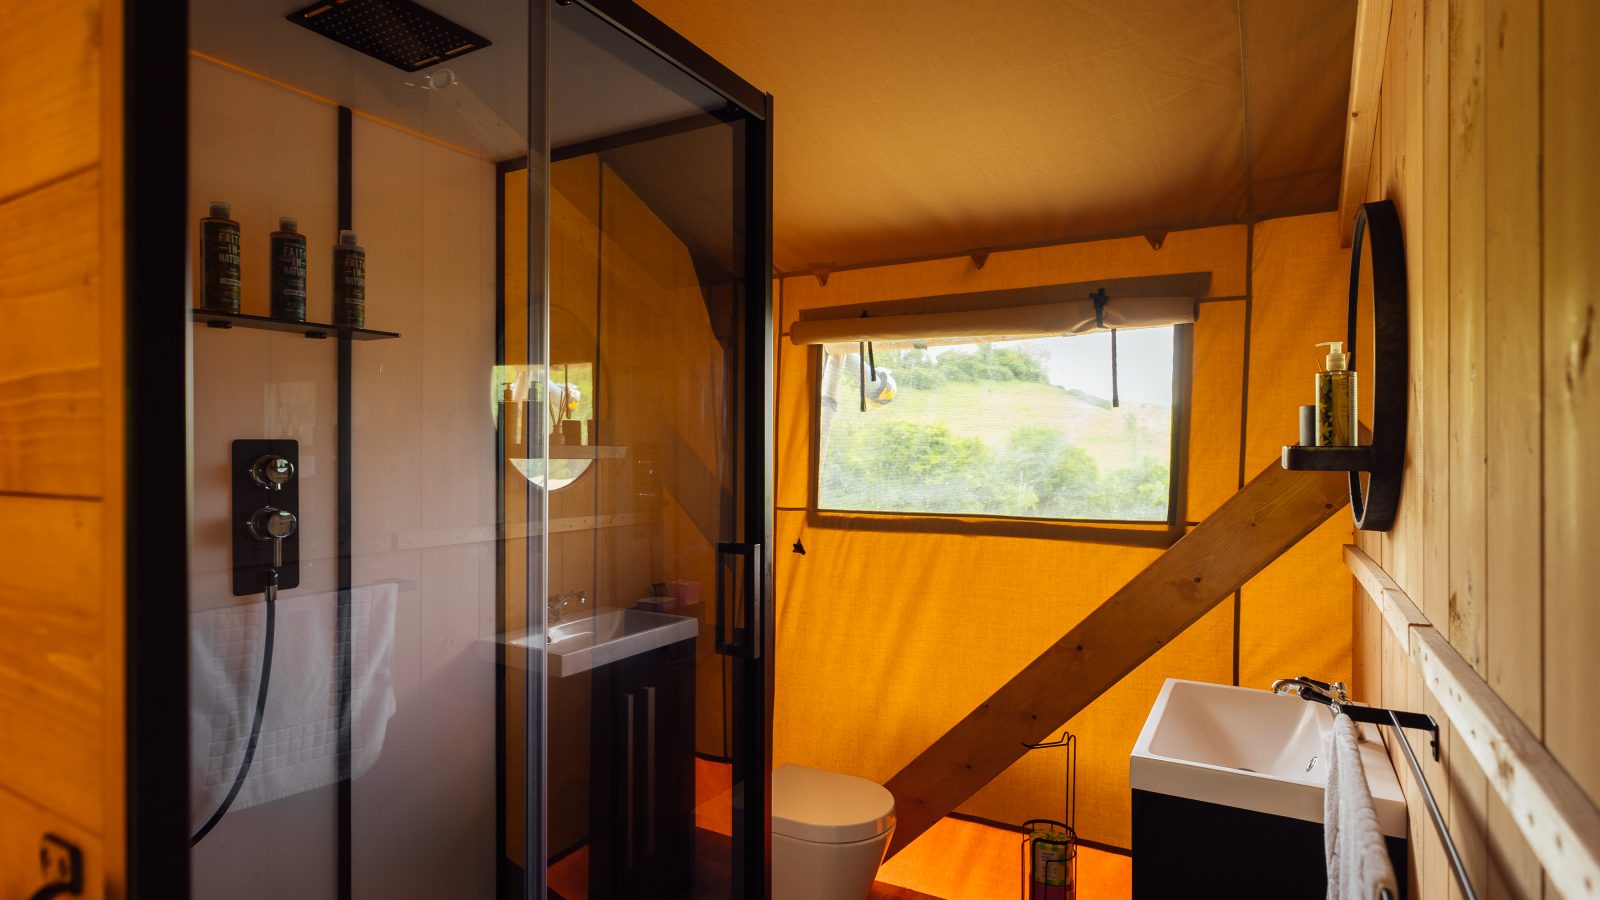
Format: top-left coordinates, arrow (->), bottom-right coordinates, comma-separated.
1131,678 -> 1407,837
507,609 -> 698,678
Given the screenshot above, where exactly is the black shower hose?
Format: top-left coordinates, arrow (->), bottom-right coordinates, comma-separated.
191,592 -> 276,846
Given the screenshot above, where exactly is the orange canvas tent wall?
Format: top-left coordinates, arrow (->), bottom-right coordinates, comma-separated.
772,211 -> 1356,848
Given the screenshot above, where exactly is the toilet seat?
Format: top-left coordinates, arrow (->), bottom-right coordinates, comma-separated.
771,764 -> 896,844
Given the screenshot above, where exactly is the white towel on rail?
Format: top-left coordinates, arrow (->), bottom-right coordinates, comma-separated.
1325,712 -> 1399,900
189,583 -> 398,829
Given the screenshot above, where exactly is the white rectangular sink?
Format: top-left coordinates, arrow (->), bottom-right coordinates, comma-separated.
502,609 -> 698,678
1131,679 -> 1407,837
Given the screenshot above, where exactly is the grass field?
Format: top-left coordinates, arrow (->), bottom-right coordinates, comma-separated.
837,378 -> 1172,467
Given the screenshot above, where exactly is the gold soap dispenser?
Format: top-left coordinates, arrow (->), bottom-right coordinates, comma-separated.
1315,341 -> 1357,446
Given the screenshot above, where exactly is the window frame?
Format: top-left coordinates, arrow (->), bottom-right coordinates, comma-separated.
805,324 -> 1193,546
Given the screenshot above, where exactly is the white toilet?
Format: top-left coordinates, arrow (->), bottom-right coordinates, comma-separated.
771,763 -> 897,900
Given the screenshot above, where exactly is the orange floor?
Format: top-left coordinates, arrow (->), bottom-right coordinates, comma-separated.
876,816 -> 1131,900
553,759 -> 1132,900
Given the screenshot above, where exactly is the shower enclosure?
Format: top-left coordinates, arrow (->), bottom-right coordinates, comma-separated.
170,1 -> 772,897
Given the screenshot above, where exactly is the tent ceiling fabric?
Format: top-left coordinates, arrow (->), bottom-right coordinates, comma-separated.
636,0 -> 1356,274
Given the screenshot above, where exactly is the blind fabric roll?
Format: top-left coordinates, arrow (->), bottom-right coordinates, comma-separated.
790,293 -> 1196,346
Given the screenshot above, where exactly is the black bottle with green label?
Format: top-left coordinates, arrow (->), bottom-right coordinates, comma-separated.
270,217 -> 308,322
200,201 -> 241,313
332,229 -> 365,328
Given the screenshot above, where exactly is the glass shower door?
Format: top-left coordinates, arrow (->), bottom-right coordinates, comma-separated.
185,2 -> 549,897
541,3 -> 773,897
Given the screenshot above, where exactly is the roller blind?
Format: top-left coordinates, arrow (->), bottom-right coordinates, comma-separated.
789,273 -> 1206,346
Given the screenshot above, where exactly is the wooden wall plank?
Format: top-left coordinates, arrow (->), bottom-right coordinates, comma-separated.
0,496 -> 104,833
0,0 -> 120,893
0,786 -> 106,900
94,0 -> 124,881
1448,726 -> 1491,900
1482,0 -> 1544,738
1445,0 -> 1487,674
1487,792 -> 1543,900
1390,0 -> 1427,599
1418,0 -> 1452,632
0,170 -> 104,498
0,0 -> 101,201
1543,0 -> 1600,803
1478,0 -> 1548,891
1339,0 -> 1397,245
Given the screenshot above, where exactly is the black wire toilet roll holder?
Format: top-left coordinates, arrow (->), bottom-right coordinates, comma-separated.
1018,730 -> 1077,900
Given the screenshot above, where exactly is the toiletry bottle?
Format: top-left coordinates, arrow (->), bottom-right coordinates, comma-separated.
199,201 -> 241,313
1315,341 -> 1357,447
270,217 -> 308,322
332,229 -> 365,328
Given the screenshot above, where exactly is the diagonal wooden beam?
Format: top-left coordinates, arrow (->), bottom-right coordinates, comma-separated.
883,460 -> 1351,858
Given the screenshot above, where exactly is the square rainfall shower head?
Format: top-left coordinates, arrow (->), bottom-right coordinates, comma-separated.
287,0 -> 491,72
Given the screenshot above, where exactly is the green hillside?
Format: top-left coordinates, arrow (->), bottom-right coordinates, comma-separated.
873,378 -> 1171,467
820,360 -> 1173,521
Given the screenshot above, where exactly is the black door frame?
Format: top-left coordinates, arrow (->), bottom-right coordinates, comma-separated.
124,0 -> 193,894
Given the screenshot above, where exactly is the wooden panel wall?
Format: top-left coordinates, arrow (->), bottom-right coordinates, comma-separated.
0,0 -> 125,898
1351,0 -> 1599,895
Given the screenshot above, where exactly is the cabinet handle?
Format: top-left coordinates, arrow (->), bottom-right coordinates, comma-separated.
624,691 -> 636,870
646,684 -> 657,857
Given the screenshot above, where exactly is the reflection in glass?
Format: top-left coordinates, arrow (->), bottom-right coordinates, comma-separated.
538,3 -> 752,897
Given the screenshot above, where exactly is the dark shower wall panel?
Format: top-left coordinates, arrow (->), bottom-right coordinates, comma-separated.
347,117 -> 500,900
188,57 -> 343,899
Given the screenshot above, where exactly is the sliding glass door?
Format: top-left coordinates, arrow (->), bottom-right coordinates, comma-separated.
537,3 -> 773,897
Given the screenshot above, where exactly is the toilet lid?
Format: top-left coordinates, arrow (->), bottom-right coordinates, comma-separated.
771,764 -> 896,844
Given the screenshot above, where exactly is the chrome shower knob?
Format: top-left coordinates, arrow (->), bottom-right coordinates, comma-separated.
247,506 -> 298,542
250,454 -> 295,490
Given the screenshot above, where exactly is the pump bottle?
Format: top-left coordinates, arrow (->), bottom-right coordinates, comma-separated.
1315,341 -> 1357,447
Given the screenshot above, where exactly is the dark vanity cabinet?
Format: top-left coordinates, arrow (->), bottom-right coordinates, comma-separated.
589,637 -> 697,897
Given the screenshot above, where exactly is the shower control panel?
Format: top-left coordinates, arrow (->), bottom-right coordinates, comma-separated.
232,439 -> 300,596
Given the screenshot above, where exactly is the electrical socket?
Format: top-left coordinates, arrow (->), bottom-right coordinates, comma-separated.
37,834 -> 83,896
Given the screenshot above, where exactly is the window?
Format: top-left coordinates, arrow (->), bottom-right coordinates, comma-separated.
815,328 -> 1181,523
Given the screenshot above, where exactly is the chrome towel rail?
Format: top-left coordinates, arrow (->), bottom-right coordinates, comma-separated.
1285,678 -> 1476,900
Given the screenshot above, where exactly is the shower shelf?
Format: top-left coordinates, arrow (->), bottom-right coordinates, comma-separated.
550,445 -> 628,459
191,308 -> 401,341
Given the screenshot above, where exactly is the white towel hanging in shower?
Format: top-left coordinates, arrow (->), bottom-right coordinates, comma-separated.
189,582 -> 398,829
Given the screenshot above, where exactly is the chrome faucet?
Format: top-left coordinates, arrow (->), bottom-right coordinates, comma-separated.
547,590 -> 589,624
1271,676 -> 1349,704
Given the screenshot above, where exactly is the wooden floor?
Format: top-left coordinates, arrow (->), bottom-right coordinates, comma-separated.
550,759 -> 1132,899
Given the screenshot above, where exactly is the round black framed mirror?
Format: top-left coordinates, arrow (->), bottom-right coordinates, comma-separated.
1345,199 -> 1409,531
